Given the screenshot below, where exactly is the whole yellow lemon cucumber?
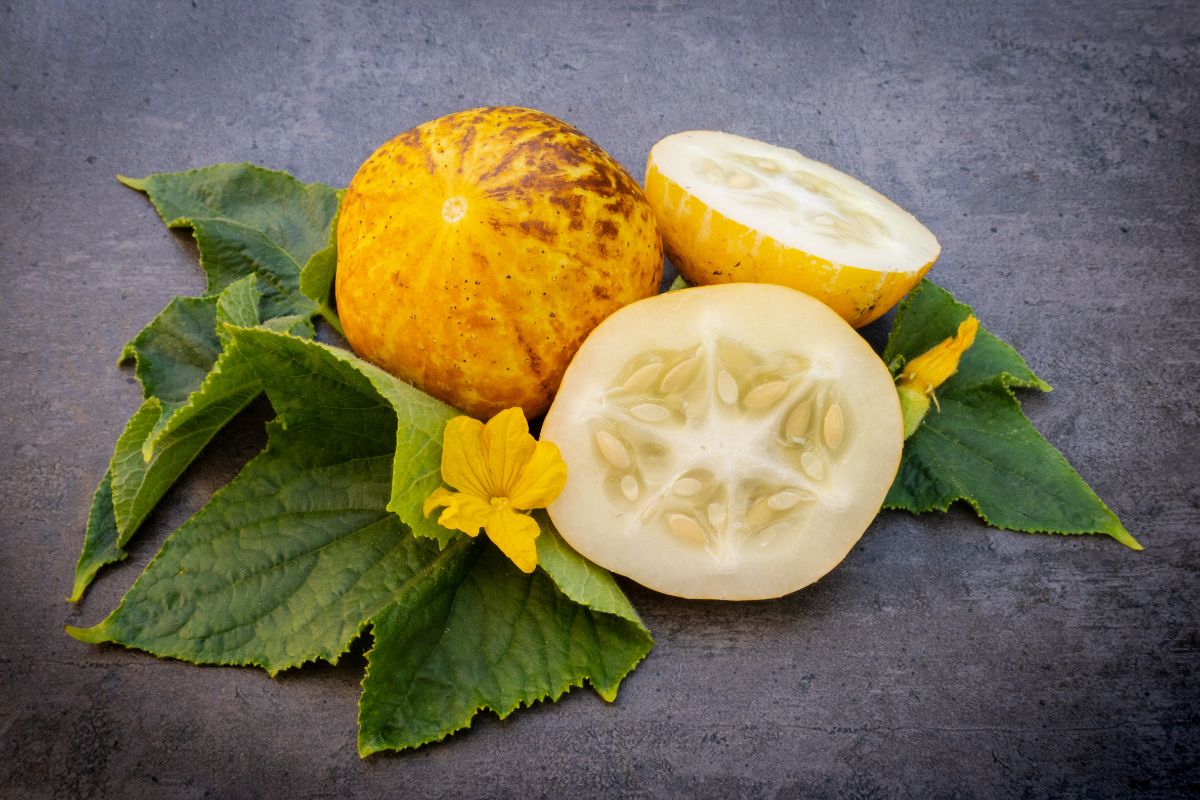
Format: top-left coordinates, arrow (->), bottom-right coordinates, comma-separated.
336,107 -> 663,418
645,131 -> 940,327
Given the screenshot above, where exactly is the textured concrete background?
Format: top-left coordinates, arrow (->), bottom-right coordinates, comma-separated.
2,1 -> 1197,797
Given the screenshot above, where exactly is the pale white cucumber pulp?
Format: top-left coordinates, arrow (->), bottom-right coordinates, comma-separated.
542,284 -> 903,600
650,130 -> 940,272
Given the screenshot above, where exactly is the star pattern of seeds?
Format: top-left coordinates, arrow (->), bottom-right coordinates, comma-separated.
586,337 -> 850,573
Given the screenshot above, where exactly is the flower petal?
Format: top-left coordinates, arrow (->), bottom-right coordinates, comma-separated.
480,407 -> 537,497
507,440 -> 568,510
484,508 -> 540,573
899,315 -> 979,396
422,486 -> 457,517
440,415 -> 491,497
424,488 -> 490,536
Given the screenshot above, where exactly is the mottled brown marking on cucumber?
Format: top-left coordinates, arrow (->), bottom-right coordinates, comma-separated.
537,153 -> 566,175
518,219 -> 557,243
548,193 -> 584,213
500,125 -> 538,140
551,143 -> 586,168
545,191 -> 586,231
464,108 -> 493,126
394,126 -> 423,150
456,124 -> 477,166
511,326 -> 551,398
476,128 -> 560,184
595,219 -> 619,239
482,184 -> 518,202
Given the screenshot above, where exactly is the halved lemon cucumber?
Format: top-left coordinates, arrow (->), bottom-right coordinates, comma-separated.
645,131 -> 940,327
542,284 -> 903,600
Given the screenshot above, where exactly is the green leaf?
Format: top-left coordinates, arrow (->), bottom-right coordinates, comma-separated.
121,294 -> 224,406
118,163 -> 338,308
69,420 -> 439,674
72,280 -> 268,601
113,334 -> 265,533
226,324 -> 461,547
73,165 -> 340,601
359,542 -> 652,754
69,471 -> 120,602
883,279 -> 1050,393
70,327 -> 652,754
298,199 -> 344,336
534,511 -> 646,630
215,271 -> 263,339
885,280 -> 1139,549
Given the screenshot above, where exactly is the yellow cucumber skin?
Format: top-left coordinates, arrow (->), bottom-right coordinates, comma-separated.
644,160 -> 934,328
336,107 -> 662,418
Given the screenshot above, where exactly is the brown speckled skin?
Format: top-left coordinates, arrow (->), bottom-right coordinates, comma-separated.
336,106 -> 663,418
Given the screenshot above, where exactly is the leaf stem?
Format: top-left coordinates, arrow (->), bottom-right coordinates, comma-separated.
319,304 -> 345,339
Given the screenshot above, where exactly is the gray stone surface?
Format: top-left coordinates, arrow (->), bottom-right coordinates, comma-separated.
2,0 -> 1197,797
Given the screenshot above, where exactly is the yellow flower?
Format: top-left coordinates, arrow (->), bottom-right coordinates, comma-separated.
899,315 -> 979,397
422,407 -> 567,573
896,315 -> 979,438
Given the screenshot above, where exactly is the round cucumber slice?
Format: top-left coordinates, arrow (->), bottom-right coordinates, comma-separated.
542,284 -> 903,600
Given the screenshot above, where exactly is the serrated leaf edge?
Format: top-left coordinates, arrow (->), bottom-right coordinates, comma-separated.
887,379 -> 1141,550
67,442 -> 472,676
119,164 -> 336,310
355,589 -> 651,757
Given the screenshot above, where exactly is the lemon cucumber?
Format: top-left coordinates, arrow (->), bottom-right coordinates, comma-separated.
542,284 -> 903,600
336,107 -> 662,420
645,131 -> 940,327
